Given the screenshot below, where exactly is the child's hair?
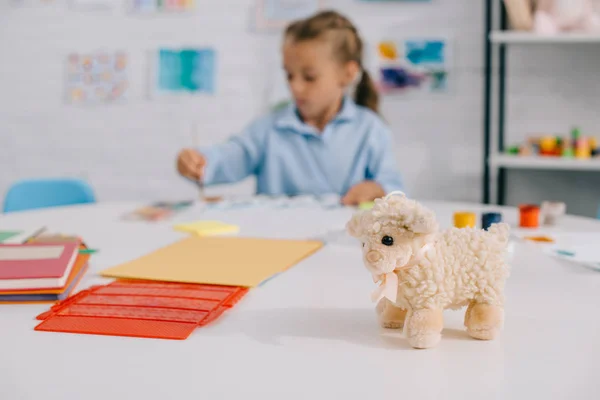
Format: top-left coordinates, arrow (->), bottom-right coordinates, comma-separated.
285,10 -> 379,114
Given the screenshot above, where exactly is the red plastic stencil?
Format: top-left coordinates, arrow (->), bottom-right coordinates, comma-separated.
34,279 -> 248,340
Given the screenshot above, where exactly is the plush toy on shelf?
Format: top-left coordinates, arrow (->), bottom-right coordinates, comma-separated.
502,0 -> 600,34
346,192 -> 510,349
534,0 -> 600,34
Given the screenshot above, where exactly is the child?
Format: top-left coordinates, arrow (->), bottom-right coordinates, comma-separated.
176,10 -> 404,205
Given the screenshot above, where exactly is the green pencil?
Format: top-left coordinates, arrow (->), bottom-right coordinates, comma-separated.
79,248 -> 99,254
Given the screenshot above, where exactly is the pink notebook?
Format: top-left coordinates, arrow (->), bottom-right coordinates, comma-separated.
0,242 -> 80,290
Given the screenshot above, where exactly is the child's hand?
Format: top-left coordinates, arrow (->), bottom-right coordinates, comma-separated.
177,148 -> 206,181
341,181 -> 385,206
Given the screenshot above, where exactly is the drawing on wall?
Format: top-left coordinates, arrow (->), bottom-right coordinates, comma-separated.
359,0 -> 431,2
64,51 -> 128,104
10,0 -> 57,6
129,0 -> 195,13
68,0 -> 114,10
376,38 -> 449,94
255,0 -> 323,31
149,48 -> 216,96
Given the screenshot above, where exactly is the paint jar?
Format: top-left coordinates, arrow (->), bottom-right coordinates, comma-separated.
454,212 -> 476,228
519,204 -> 540,228
540,201 -> 566,225
482,212 -> 502,230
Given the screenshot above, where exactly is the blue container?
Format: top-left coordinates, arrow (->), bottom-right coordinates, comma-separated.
482,212 -> 502,230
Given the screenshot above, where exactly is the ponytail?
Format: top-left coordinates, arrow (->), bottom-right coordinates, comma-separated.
354,70 -> 379,114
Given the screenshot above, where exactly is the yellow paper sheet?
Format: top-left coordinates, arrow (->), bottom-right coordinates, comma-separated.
173,220 -> 239,236
100,236 -> 323,287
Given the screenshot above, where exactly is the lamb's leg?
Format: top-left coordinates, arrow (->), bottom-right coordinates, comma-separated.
376,298 -> 407,329
404,308 -> 443,349
464,302 -> 503,340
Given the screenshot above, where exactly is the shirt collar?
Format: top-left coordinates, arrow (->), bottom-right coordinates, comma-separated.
274,95 -> 358,135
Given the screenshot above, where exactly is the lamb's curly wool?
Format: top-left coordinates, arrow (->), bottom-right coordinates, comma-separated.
346,192 -> 510,349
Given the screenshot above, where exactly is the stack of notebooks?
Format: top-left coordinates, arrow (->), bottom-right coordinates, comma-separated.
0,237 -> 91,304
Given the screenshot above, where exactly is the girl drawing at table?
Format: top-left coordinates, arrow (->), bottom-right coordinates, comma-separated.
176,10 -> 404,205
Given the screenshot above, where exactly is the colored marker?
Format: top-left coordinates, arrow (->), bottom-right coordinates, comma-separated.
556,249 -> 575,257
79,248 -> 98,254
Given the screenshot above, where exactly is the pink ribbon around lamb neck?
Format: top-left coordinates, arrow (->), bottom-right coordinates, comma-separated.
371,242 -> 433,304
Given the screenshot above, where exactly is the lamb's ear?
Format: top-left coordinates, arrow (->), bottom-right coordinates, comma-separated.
408,206 -> 439,235
346,211 -> 368,238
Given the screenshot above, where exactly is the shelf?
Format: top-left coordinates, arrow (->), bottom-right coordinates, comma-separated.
489,154 -> 600,171
490,31 -> 600,44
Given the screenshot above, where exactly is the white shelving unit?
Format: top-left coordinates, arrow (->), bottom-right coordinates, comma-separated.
484,8 -> 600,206
490,154 -> 600,171
490,31 -> 600,44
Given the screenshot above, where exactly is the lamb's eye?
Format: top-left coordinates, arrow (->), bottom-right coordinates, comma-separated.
362,242 -> 365,247
381,236 -> 394,246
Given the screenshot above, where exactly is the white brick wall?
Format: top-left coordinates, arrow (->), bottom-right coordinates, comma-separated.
1,0 -> 598,217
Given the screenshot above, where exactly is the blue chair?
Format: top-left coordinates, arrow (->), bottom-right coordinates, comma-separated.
3,178 -> 96,213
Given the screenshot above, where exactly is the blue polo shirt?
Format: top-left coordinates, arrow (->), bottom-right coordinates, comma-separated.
198,96 -> 404,196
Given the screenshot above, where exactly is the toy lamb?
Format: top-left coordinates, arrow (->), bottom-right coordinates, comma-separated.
346,192 -> 510,349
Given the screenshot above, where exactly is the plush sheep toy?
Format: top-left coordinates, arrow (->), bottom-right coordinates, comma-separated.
346,192 -> 510,349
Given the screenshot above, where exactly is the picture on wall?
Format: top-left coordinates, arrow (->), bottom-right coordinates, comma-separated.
149,48 -> 216,96
375,38 -> 449,94
64,51 -> 128,104
10,0 -> 58,6
255,0 -> 323,30
68,0 -> 114,10
359,0 -> 431,2
129,0 -> 195,13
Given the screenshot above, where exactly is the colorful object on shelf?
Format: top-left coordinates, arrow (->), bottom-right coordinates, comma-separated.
540,201 -> 566,226
506,126 -> 598,159
590,137 -> 598,156
34,280 -> 248,340
562,136 -> 574,157
575,137 -> 591,159
519,204 -> 540,228
481,212 -> 502,230
453,212 -> 476,228
539,136 -> 557,155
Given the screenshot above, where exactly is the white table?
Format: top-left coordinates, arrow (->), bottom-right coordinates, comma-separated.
1,200 -> 600,400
